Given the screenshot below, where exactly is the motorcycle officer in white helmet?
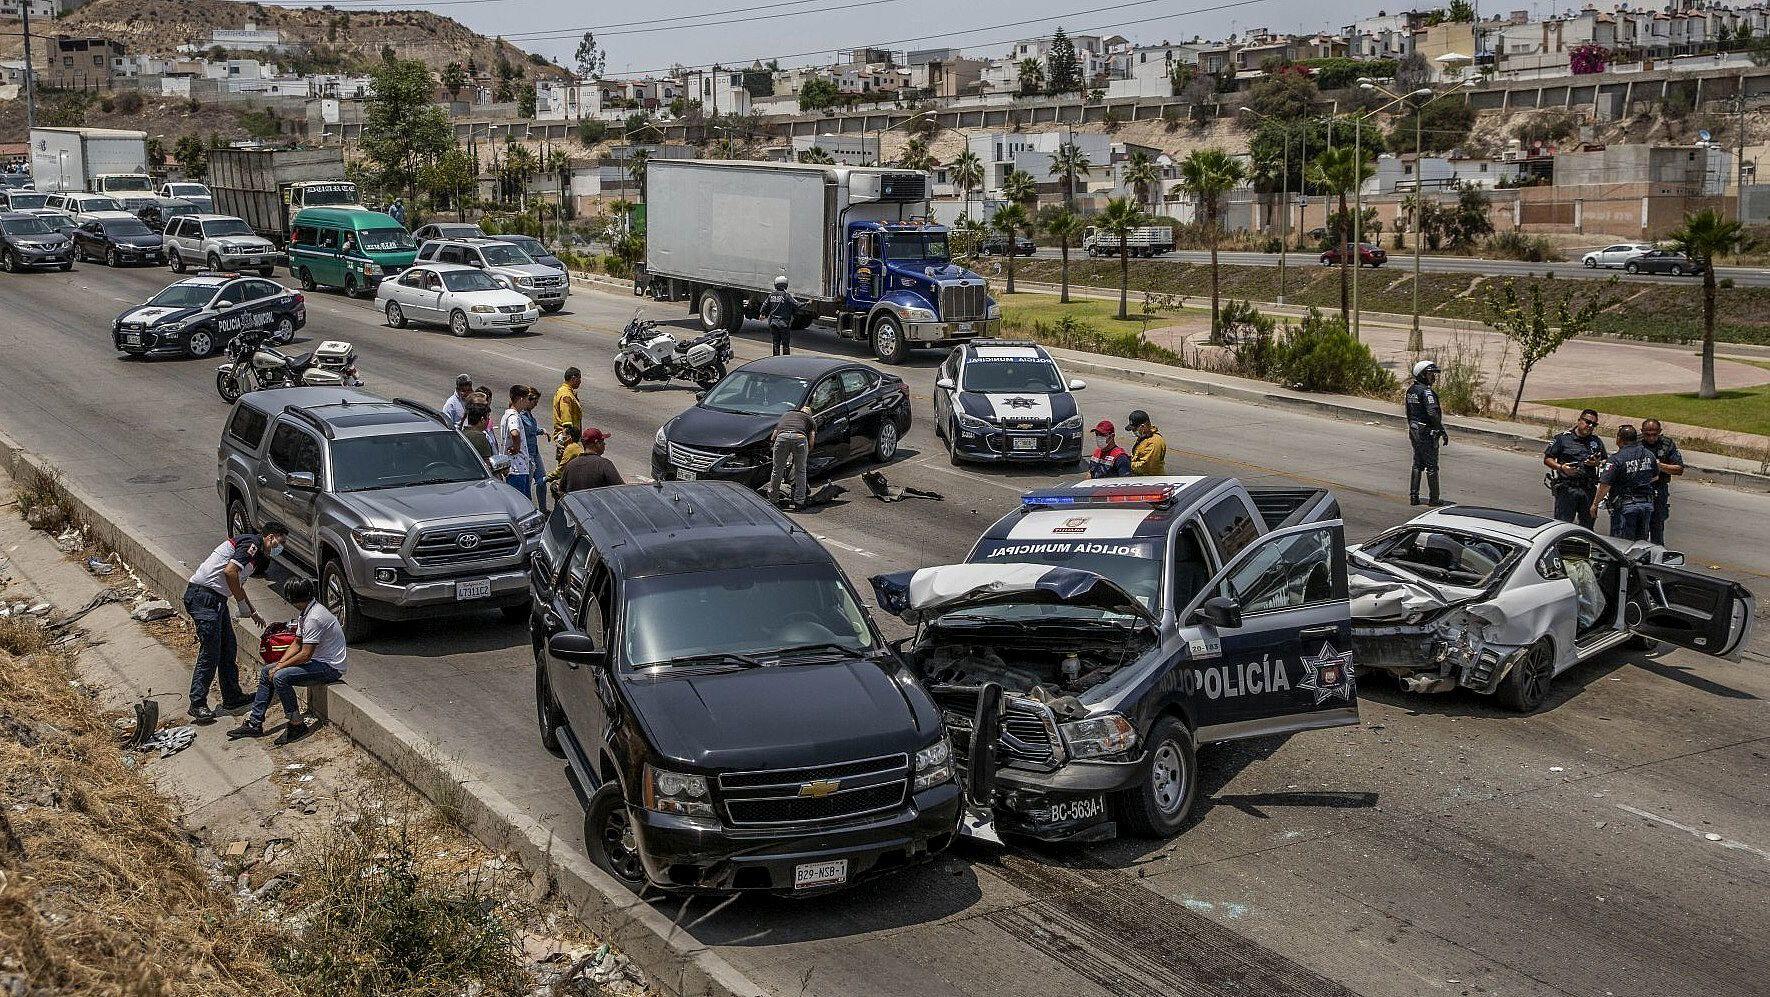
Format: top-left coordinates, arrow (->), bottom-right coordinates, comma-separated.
760,274 -> 802,356
1406,359 -> 1450,506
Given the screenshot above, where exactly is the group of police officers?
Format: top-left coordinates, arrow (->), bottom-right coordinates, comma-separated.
1406,361 -> 1684,543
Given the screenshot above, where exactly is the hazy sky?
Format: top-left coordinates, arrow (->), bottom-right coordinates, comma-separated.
288,0 -> 1510,76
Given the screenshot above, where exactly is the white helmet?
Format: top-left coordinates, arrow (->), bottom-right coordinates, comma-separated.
773,275 -> 789,289
1412,360 -> 1439,379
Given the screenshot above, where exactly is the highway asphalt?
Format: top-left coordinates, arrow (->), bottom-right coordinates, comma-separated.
1025,246 -> 1770,287
2,262 -> 1767,997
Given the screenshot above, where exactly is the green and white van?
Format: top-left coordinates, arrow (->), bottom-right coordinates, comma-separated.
287,207 -> 417,297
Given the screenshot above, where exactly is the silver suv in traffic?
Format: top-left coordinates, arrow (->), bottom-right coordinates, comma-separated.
216,388 -> 543,639
415,237 -> 569,313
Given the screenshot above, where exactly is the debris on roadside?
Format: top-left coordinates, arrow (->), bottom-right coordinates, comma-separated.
131,599 -> 177,622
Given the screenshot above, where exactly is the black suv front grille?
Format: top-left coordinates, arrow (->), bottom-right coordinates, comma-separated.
718,753 -> 909,828
412,523 -> 519,565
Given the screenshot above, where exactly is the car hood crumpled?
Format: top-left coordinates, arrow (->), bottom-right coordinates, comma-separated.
1347,557 -> 1484,622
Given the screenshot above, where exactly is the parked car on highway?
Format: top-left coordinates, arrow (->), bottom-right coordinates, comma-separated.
415,236 -> 569,312
410,221 -> 486,245
651,356 -> 911,488
72,213 -> 165,267
531,479 -> 961,893
0,190 -> 49,212
493,233 -> 565,271
872,475 -> 1360,842
136,197 -> 200,235
0,210 -> 74,272
157,181 -> 214,212
1624,250 -> 1705,276
980,234 -> 1036,256
932,340 -> 1086,466
114,273 -> 305,358
1348,505 -> 1752,711
376,262 -> 540,336
163,213 -> 279,275
218,387 -> 543,640
1319,242 -> 1387,267
1582,242 -> 1655,269
45,191 -> 127,222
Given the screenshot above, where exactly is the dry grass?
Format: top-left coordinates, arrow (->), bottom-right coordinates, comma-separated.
11,473 -> 71,536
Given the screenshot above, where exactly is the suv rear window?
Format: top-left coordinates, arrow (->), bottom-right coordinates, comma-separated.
226,405 -> 270,450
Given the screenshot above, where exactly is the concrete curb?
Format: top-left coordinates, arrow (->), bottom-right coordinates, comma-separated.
0,435 -> 766,997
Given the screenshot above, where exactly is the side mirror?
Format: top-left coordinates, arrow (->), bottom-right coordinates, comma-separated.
216,300 -> 234,309
494,276 -> 513,289
1194,595 -> 1243,630
1657,549 -> 1685,566
549,630 -> 606,668
286,471 -> 317,490
1068,378 -> 1088,391
935,376 -> 956,390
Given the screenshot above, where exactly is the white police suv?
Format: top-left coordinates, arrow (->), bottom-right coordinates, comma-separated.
932,340 -> 1087,466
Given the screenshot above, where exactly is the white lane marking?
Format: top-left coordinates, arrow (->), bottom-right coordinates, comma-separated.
816,534 -> 877,558
1615,804 -> 1770,863
910,458 -> 1034,495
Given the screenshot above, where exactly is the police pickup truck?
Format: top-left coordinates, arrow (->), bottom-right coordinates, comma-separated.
873,476 -> 1360,843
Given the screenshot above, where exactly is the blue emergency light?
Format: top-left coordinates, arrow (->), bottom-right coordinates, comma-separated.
1021,485 -> 1180,509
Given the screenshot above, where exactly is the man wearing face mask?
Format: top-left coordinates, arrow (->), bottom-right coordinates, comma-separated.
182,521 -> 288,724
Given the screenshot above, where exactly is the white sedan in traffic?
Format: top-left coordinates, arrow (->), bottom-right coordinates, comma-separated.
1347,505 -> 1752,712
1582,242 -> 1656,269
376,262 -> 540,337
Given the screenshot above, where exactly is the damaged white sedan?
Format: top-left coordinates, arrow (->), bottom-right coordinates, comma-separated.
1349,506 -> 1754,711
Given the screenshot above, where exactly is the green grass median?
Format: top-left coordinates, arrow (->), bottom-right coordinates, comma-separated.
1543,386 -> 1770,438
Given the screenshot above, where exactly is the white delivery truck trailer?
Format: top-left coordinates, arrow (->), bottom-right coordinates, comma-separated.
29,127 -> 151,195
1082,224 -> 1175,258
640,160 -> 1000,364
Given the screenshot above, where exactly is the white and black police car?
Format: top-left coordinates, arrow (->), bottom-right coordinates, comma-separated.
932,340 -> 1088,465
113,273 -> 305,359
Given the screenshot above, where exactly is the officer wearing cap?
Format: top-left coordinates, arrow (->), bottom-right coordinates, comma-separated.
1544,409 -> 1608,527
1126,409 -> 1166,476
1088,420 -> 1132,478
1405,359 -> 1449,506
1593,424 -> 1659,541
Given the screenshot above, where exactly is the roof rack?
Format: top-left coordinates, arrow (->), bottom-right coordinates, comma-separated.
391,397 -> 450,427
1020,483 -> 1183,510
281,404 -> 335,440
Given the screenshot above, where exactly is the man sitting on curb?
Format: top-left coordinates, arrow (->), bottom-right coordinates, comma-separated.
228,576 -> 347,746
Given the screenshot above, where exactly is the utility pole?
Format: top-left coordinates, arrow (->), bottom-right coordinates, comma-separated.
22,0 -> 38,131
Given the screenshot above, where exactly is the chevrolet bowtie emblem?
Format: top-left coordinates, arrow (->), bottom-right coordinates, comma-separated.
798,779 -> 841,798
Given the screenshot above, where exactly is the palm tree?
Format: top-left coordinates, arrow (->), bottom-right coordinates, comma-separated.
1122,150 -> 1161,218
1042,206 -> 1085,304
1668,208 -> 1751,399
950,149 -> 984,219
897,136 -> 935,172
991,202 -> 1029,294
1017,58 -> 1045,96
1096,198 -> 1147,320
544,146 -> 572,238
1049,141 -> 1093,207
952,213 -> 989,259
1306,145 -> 1373,329
628,147 -> 650,203
1001,167 -> 1037,209
1177,147 -> 1250,340
797,146 -> 836,165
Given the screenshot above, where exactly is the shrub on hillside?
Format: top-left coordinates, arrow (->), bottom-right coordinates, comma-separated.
1487,231 -> 1561,262
1269,310 -> 1397,396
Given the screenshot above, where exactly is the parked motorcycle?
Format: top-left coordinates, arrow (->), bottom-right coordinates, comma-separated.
216,329 -> 362,403
613,310 -> 732,390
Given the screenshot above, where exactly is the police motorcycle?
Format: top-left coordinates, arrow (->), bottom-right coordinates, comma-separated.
215,327 -> 362,403
612,309 -> 732,390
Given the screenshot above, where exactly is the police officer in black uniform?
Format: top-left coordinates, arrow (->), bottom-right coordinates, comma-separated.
1543,408 -> 1608,528
1593,425 -> 1660,541
1640,418 -> 1684,545
760,275 -> 801,356
1405,360 -> 1449,506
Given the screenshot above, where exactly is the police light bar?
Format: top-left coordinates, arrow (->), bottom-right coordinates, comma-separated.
1022,484 -> 1179,508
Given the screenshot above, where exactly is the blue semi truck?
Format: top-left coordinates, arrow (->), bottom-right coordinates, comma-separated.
638,160 -> 1000,364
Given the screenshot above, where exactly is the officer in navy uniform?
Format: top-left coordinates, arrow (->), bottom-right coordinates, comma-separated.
1593,425 -> 1660,541
759,275 -> 801,356
1640,418 -> 1684,545
1405,360 -> 1449,506
1543,409 -> 1608,528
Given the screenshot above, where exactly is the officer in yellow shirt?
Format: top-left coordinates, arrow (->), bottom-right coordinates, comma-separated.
1127,409 -> 1166,476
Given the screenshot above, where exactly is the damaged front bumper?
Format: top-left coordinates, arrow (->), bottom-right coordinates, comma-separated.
1351,622 -> 1528,695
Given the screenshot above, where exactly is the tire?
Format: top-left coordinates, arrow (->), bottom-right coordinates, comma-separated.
321,558 -> 372,643
1498,638 -> 1555,713
945,419 -> 964,466
613,354 -> 644,388
58,262 -> 71,272
270,316 -> 295,345
186,328 -> 219,358
1669,264 -> 1684,276
296,267 -> 317,292
541,301 -> 564,314
1584,257 -> 1597,268
722,292 -> 745,334
226,496 -> 252,539
871,315 -> 908,365
535,659 -> 565,757
1114,716 -> 1197,837
693,360 -> 727,390
216,368 -> 245,403
344,275 -> 362,299
449,310 -> 472,337
169,247 -> 185,273
385,301 -> 407,328
1625,262 -> 1640,274
106,248 -> 120,268
207,252 -> 222,272
790,311 -> 816,331
871,418 -> 900,463
584,782 -> 648,893
697,289 -> 729,333
0,250 -> 15,273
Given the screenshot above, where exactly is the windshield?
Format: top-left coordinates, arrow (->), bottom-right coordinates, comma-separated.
502,235 -> 548,256
442,270 -> 501,292
700,370 -> 810,416
302,184 -> 357,206
202,219 -> 256,238
1,217 -> 53,236
79,197 -> 123,212
358,227 -> 415,253
103,177 -> 153,192
480,243 -> 534,266
883,233 -> 949,262
1362,528 -> 1520,588
38,212 -> 75,228
963,357 -> 1063,393
330,431 -> 487,491
967,538 -> 1163,619
6,193 -> 48,210
146,284 -> 219,308
102,219 -> 153,237
623,563 -> 876,668
169,184 -> 208,196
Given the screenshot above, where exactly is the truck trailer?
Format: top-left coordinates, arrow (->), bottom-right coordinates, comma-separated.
1083,225 -> 1175,258
207,148 -> 358,245
29,128 -> 150,195
639,160 -> 1000,364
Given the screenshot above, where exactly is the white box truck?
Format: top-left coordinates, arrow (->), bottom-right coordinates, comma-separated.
1082,224 -> 1175,258
639,160 -> 1000,364
29,128 -> 151,200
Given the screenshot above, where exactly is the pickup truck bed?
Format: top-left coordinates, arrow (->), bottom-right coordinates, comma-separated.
1246,486 -> 1339,530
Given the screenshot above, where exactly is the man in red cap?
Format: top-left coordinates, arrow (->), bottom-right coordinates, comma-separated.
1087,420 -> 1132,478
560,427 -> 624,494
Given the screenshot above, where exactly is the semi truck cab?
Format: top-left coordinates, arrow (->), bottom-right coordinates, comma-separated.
845,220 -> 998,363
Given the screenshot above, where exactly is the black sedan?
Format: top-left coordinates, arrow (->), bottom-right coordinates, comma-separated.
136,197 -> 200,234
1624,250 -> 1705,276
72,214 -> 165,267
0,210 -> 74,272
495,234 -> 565,271
652,356 -> 911,488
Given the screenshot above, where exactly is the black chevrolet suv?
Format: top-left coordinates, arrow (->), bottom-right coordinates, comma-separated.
530,480 -> 960,894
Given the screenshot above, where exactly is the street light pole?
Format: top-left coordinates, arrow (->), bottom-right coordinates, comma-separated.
1239,105 -> 1289,303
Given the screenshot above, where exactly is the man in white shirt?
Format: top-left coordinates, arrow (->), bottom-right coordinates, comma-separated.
183,522 -> 287,723
440,373 -> 474,427
501,384 -> 536,500
228,576 -> 347,745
